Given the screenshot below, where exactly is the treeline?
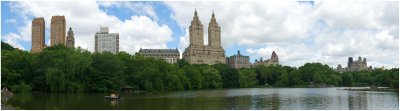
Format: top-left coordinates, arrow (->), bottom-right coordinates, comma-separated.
1,42 -> 398,93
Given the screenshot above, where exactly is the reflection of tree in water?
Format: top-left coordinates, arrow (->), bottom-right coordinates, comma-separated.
223,96 -> 251,109
7,93 -> 33,109
348,92 -> 368,110
299,94 -> 330,109
250,94 -> 280,110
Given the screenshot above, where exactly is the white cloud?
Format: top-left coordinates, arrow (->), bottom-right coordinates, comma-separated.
5,1 -> 173,55
5,19 -> 17,25
177,29 -> 189,59
166,1 -> 399,68
98,1 -> 158,20
3,33 -> 26,50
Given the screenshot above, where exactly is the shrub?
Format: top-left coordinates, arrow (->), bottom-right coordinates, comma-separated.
11,82 -> 32,93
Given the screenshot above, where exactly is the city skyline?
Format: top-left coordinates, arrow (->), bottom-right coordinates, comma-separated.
1,1 -> 398,68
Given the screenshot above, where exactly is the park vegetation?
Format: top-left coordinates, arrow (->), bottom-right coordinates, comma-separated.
1,41 -> 398,93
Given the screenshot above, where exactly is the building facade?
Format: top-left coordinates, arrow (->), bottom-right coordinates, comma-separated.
66,27 -> 74,48
182,10 -> 226,65
227,50 -> 251,69
95,27 -> 119,54
335,56 -> 372,73
253,51 -> 279,67
138,48 -> 180,64
50,15 -> 66,46
31,17 -> 46,53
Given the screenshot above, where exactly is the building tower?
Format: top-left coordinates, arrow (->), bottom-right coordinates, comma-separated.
208,11 -> 221,47
50,15 -> 66,46
271,51 -> 279,64
189,9 -> 204,47
66,27 -> 74,48
348,57 -> 353,68
31,17 -> 46,53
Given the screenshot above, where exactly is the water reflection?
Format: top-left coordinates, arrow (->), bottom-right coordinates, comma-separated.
109,100 -> 118,106
6,87 -> 399,110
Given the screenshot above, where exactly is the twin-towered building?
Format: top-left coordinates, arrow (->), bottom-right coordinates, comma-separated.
182,10 -> 226,65
31,15 -> 74,53
335,56 -> 372,73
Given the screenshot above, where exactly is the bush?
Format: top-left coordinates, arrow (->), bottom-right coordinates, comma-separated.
390,80 -> 399,89
11,82 -> 32,93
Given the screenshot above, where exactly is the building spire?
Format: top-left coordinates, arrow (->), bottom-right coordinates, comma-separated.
212,10 -> 215,18
194,8 -> 197,16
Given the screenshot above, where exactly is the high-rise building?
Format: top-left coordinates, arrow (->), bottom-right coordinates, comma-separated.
31,17 -> 46,53
66,27 -> 74,48
50,15 -> 66,46
138,48 -> 180,64
227,50 -> 251,69
95,27 -> 119,54
182,10 -> 226,65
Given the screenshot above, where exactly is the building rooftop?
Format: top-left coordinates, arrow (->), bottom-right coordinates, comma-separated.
139,48 -> 179,53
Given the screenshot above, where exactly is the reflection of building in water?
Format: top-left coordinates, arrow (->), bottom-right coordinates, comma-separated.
348,92 -> 368,110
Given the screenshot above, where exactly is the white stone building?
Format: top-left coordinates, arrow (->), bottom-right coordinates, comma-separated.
95,27 -> 119,54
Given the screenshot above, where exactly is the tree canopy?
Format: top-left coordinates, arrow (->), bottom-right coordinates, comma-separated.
1,41 -> 398,93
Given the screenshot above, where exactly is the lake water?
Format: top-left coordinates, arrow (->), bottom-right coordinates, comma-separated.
4,87 -> 399,110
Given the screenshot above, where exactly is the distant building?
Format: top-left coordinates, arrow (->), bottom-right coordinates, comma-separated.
50,15 -> 66,46
227,50 -> 251,69
95,27 -> 119,54
335,56 -> 372,73
138,48 -> 180,64
253,51 -> 279,67
31,17 -> 46,53
182,10 -> 226,65
66,27 -> 74,48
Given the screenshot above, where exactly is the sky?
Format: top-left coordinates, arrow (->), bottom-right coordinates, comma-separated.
1,1 -> 399,68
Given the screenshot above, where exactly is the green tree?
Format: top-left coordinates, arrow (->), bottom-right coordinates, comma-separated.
213,64 -> 240,88
238,69 -> 257,87
202,66 -> 222,88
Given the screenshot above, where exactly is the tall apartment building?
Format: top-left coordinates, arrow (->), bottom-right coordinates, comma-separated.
50,15 -> 66,46
95,27 -> 119,54
31,17 -> 46,53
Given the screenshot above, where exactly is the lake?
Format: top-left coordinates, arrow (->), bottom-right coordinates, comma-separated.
4,87 -> 399,110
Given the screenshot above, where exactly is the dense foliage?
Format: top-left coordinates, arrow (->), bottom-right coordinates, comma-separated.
1,42 -> 398,93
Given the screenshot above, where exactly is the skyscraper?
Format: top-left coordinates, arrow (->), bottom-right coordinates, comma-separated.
31,17 -> 46,53
66,27 -> 74,48
95,27 -> 119,54
50,15 -> 66,46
